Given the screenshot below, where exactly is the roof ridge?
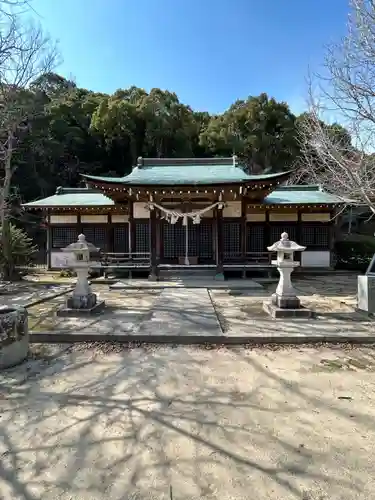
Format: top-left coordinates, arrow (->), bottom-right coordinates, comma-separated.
56,186 -> 99,195
136,156 -> 238,168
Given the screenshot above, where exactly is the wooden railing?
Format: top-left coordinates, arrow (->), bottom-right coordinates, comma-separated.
100,251 -> 272,266
223,252 -> 272,264
96,251 -> 275,275
100,252 -> 150,268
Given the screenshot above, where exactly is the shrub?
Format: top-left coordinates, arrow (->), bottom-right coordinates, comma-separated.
335,237 -> 375,271
59,269 -> 77,278
0,223 -> 37,272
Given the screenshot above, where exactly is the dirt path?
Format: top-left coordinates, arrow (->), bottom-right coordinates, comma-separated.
1,344 -> 375,500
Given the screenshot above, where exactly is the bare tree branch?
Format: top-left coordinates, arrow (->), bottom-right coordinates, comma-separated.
296,0 -> 375,213
0,0 -> 59,278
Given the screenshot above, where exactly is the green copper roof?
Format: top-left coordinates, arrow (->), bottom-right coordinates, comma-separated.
23,185 -> 342,208
264,185 -> 342,205
82,166 -> 290,186
23,188 -> 114,208
81,157 -> 292,186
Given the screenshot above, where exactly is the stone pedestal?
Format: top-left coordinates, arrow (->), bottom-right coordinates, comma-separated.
263,300 -> 312,319
57,296 -> 105,317
214,272 -> 225,281
271,292 -> 301,309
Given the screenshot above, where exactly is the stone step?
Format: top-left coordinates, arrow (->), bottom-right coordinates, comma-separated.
159,269 -> 217,281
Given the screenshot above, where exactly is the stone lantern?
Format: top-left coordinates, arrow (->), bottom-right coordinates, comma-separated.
57,234 -> 105,316
263,232 -> 312,318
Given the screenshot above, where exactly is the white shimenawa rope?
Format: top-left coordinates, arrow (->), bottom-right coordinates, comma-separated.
146,200 -> 225,265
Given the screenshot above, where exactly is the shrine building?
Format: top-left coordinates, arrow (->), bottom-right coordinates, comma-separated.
23,156 -> 342,278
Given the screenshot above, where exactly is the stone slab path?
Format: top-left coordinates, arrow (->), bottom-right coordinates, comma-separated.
27,275 -> 375,344
138,288 -> 222,336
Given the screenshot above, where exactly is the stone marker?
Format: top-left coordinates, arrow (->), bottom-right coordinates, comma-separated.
357,253 -> 375,314
357,275 -> 375,314
57,234 -> 105,317
263,232 -> 312,319
0,306 -> 29,369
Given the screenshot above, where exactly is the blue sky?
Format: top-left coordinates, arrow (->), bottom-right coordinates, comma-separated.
31,0 -> 350,116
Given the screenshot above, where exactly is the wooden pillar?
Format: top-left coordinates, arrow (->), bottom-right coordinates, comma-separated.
77,213 -> 83,235
296,210 -> 302,264
241,198 -> 247,278
215,206 -> 224,280
329,209 -> 336,269
156,209 -> 161,262
129,201 -> 135,255
107,213 -> 114,252
264,209 -> 271,265
241,198 -> 246,258
149,207 -> 158,280
46,211 -> 52,270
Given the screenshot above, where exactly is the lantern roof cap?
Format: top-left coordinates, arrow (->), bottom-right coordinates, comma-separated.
62,234 -> 99,253
267,232 -> 306,252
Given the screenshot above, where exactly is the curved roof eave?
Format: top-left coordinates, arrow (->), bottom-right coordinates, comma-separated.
81,174 -> 127,184
81,169 -> 294,187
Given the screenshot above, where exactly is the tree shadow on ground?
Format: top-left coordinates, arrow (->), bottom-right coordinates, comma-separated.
1,344 -> 373,499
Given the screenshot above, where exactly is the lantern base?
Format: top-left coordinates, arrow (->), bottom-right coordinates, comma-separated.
271,293 -> 301,309
57,293 -> 105,317
263,300 -> 313,319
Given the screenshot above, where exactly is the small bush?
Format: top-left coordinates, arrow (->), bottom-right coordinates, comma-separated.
59,269 -> 77,278
0,223 -> 37,270
335,237 -> 375,271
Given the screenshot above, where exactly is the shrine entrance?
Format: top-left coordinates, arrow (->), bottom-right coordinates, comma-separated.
160,219 -> 214,264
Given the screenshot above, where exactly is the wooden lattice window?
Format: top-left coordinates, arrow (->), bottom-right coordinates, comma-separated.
113,224 -> 129,253
163,223 -> 185,259
246,224 -> 265,253
223,221 -> 241,258
300,224 -> 330,247
198,220 -> 213,259
173,224 -> 186,257
135,221 -> 150,254
163,221 -> 211,259
188,224 -> 198,256
270,225 -> 297,244
81,226 -> 108,251
51,226 -> 79,249
163,222 -> 176,258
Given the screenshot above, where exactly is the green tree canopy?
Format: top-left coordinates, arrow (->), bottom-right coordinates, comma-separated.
200,93 -> 300,172
3,81 -> 351,205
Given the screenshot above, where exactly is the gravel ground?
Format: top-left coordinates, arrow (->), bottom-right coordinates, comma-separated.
1,344 -> 375,500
